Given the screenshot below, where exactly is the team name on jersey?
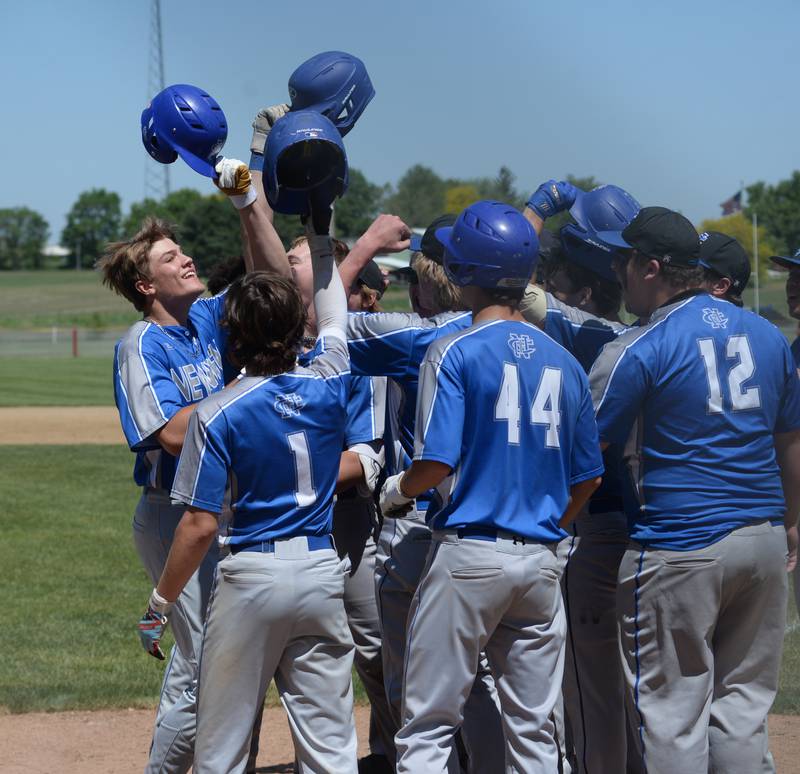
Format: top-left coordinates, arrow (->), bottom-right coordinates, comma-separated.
170,343 -> 224,401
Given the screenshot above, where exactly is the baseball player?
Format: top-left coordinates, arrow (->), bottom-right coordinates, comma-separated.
590,206 -> 800,773
139,213 -> 359,774
698,230 -> 751,305
522,181 -> 639,774
102,158 -> 286,772
769,247 -> 800,367
379,200 -> 603,773
345,215 -> 507,773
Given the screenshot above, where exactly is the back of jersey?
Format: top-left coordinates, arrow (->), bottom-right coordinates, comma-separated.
414,320 -> 603,541
172,338 -> 350,548
591,294 -> 800,550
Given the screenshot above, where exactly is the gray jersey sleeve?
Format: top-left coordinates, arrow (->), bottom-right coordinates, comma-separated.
546,292 -> 628,333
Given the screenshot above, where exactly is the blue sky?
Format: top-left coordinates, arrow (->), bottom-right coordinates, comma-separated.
3,0 -> 799,242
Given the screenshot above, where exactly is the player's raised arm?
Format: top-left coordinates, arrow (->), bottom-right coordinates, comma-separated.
523,179 -> 580,235
214,157 -> 289,277
338,214 -> 411,292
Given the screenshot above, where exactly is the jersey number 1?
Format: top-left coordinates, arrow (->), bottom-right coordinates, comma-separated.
494,362 -> 562,448
697,335 -> 761,413
287,431 -> 317,507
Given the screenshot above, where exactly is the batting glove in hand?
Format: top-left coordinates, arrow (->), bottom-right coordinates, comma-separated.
214,158 -> 257,210
137,607 -> 168,660
526,180 -> 579,220
380,473 -> 414,517
250,103 -> 290,157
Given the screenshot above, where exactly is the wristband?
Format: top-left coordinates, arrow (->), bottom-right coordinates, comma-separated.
229,186 -> 258,210
149,587 -> 173,616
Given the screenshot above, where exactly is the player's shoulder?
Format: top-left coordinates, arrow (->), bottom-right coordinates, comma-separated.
115,320 -> 163,362
546,291 -> 627,334
347,309 -> 470,340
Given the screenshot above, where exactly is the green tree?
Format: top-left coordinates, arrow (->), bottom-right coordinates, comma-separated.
445,184 -> 480,214
745,172 -> 800,254
62,188 -> 121,268
697,212 -> 776,282
474,166 -> 523,208
122,188 -> 206,236
385,165 -> 447,228
333,168 -> 388,238
0,207 -> 50,269
179,194 -> 242,275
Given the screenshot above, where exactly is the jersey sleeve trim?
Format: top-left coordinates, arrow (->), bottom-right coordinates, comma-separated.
569,463 -> 605,486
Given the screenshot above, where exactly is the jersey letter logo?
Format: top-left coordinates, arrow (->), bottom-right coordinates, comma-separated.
508,333 -> 536,359
274,393 -> 304,419
702,307 -> 729,329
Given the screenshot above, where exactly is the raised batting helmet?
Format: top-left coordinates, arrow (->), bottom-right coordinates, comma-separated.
141,84 -> 227,178
262,110 -> 348,215
560,184 -> 641,281
288,51 -> 375,137
435,201 -> 539,288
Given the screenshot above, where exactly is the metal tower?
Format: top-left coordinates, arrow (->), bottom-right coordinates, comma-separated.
145,0 -> 170,199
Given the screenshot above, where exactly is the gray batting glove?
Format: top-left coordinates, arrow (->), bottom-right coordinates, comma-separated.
250,103 -> 290,156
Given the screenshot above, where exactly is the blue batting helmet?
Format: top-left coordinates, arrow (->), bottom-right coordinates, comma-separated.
288,51 -> 375,137
560,185 -> 641,281
262,110 -> 349,215
141,84 -> 227,178
435,201 -> 539,289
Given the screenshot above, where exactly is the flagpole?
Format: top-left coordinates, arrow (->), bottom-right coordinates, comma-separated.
752,211 -> 760,315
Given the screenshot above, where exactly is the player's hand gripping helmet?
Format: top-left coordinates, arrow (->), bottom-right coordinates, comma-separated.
288,51 -> 375,137
141,84 -> 228,178
435,201 -> 540,289
263,110 -> 349,215
560,185 -> 641,282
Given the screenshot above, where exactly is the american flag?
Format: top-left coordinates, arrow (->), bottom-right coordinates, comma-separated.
720,191 -> 742,216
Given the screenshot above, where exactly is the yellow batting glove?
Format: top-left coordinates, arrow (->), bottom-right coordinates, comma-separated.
214,158 -> 257,209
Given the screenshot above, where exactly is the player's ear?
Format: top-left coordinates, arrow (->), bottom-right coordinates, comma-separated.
579,286 -> 592,308
644,259 -> 661,281
135,275 -> 157,298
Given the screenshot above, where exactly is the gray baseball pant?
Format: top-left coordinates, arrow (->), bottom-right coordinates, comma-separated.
396,531 -> 566,774
333,496 -> 396,761
561,511 -> 634,774
132,490 -> 217,774
194,539 -> 357,774
375,512 -> 505,772
617,521 -> 787,774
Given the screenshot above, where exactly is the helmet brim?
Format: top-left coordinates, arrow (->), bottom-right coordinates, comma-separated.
176,146 -> 219,178
568,191 -> 589,229
594,230 -> 632,249
770,254 -> 800,270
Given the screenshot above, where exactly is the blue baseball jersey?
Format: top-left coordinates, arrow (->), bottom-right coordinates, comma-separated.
171,336 -> 350,547
544,292 -> 627,372
300,340 -> 385,449
544,292 -> 629,516
791,336 -> 800,371
414,320 -> 604,541
590,293 -> 800,551
347,311 -> 472,506
113,292 -> 228,492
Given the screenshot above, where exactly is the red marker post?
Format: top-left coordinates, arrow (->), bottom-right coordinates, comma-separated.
72,327 -> 78,358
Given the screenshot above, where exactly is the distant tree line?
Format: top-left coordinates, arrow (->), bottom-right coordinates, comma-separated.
5,168 -> 800,275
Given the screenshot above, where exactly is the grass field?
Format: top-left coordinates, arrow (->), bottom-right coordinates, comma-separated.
0,445 -> 367,713
0,357 -> 114,406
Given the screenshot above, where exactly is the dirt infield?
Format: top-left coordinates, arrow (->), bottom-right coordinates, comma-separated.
0,406 -> 123,444
0,705 -> 371,773
0,707 -> 797,772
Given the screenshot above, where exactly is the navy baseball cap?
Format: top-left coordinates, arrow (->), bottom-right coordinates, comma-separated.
357,260 -> 385,297
598,206 -> 699,266
698,231 -> 750,294
770,247 -> 800,270
409,213 -> 457,264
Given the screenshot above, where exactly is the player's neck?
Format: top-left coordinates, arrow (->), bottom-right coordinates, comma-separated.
471,303 -> 525,324
145,296 -> 195,328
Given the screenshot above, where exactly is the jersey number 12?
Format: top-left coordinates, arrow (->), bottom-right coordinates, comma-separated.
495,362 -> 562,448
697,335 -> 761,413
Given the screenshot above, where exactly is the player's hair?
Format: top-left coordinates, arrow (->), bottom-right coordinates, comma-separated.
97,218 -> 176,311
701,268 -> 743,307
223,271 -> 306,376
412,252 -> 464,312
481,287 -> 526,306
207,255 -> 246,295
544,258 -> 622,317
289,235 -> 350,264
632,251 -> 705,291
